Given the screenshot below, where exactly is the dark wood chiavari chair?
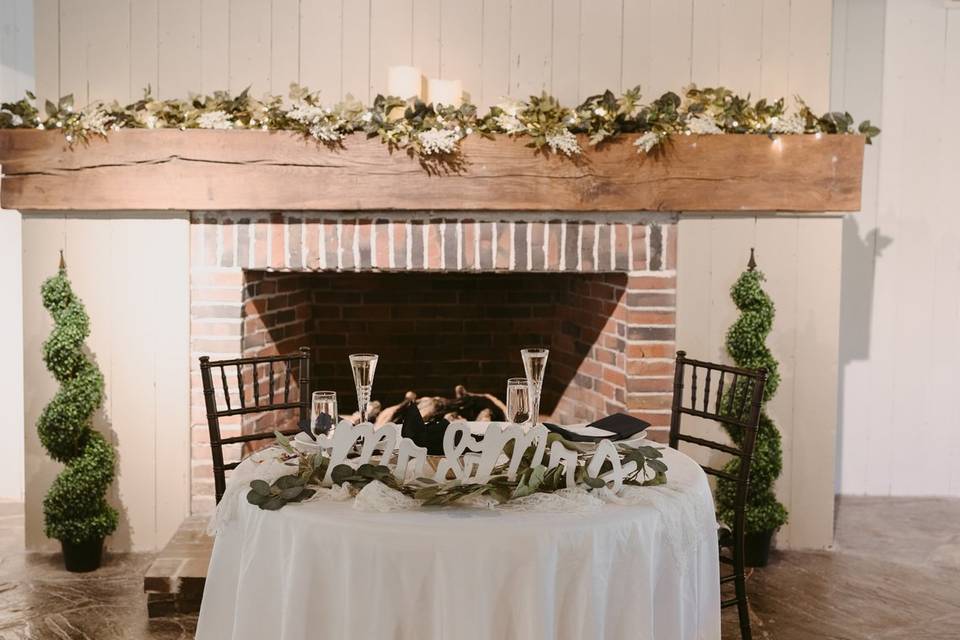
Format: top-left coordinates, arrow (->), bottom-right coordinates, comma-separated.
668,350 -> 767,640
199,347 -> 311,503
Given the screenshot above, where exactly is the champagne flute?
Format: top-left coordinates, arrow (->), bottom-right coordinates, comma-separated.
311,391 -> 337,436
521,347 -> 549,427
349,353 -> 379,424
505,378 -> 530,424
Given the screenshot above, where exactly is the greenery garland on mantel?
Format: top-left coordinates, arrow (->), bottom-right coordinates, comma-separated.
0,84 -> 879,159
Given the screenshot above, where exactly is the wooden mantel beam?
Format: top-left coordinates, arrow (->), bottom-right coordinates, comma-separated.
0,130 -> 864,212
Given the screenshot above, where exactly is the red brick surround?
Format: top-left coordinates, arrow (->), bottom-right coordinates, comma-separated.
189,213 -> 676,512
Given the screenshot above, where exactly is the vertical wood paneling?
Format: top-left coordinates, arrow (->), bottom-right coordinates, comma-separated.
718,0 -> 762,95
130,0 -> 159,100
760,0 -> 791,99
691,0 -> 721,87
109,217 -> 155,551
200,0 -> 230,93
509,0 -> 552,97
21,214 -> 66,552
412,0 -> 440,80
788,218 -> 841,547
86,0 -> 130,103
479,0 -> 510,108
551,0 -> 580,104
440,0 -> 483,104
369,0 -> 412,96
789,0 -> 831,110
0,209 -> 24,500
1,0 -> 35,102
620,0 -> 651,93
158,0 -> 201,99
151,216 -> 191,548
753,217 -> 799,547
578,0 -> 623,98
879,0 -> 948,496
58,1 -> 87,103
647,0 -> 692,96
33,0 -> 58,104
271,0 -> 301,94
340,0 -> 371,101
833,0 -> 886,496
229,0 -> 272,95
298,0 -> 342,98
941,11 -> 960,495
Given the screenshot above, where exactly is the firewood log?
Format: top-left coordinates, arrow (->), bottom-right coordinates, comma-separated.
375,391 -> 417,426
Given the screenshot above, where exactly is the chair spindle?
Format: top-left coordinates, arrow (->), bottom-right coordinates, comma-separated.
219,366 -> 231,411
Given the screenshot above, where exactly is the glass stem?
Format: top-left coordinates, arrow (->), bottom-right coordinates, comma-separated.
357,385 -> 371,423
528,384 -> 541,427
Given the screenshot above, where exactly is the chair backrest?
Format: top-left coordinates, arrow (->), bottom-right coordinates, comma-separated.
199,347 -> 311,503
668,350 -> 766,538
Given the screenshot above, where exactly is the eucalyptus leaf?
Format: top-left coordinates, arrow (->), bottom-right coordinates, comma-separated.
584,477 -> 607,490
331,464 -> 355,485
274,430 -> 294,453
290,488 -> 316,502
262,496 -> 286,510
246,490 -> 269,506
250,479 -> 271,496
280,486 -> 305,500
647,459 -> 668,473
275,474 -> 299,490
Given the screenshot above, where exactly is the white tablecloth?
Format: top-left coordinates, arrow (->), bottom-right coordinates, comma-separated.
196,444 -> 720,640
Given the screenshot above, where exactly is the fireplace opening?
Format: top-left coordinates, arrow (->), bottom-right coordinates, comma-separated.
240,270 -> 633,428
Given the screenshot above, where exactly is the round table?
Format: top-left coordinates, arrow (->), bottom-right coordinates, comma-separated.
196,443 -> 720,640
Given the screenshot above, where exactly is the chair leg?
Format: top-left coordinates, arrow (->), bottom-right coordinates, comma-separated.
734,574 -> 752,640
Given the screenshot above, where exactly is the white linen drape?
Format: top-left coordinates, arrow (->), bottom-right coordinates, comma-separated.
197,445 -> 720,640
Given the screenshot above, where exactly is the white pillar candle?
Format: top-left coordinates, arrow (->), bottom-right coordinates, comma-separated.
387,65 -> 422,100
426,78 -> 463,108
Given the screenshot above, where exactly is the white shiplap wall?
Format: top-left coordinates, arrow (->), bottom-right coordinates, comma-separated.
24,0 -> 845,550
33,0 -> 833,110
834,0 -> 960,497
0,0 -> 31,501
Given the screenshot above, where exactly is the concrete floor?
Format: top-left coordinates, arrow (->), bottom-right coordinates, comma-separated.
1,497 -> 959,639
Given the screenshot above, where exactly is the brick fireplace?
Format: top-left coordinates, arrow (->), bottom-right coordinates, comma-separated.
189,213 -> 677,512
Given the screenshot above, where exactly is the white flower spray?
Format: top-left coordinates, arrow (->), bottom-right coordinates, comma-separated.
417,128 -> 462,155
545,129 -> 581,156
197,110 -> 233,130
634,131 -> 662,154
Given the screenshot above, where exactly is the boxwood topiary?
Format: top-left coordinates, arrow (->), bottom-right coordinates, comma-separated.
714,257 -> 788,534
38,260 -> 118,545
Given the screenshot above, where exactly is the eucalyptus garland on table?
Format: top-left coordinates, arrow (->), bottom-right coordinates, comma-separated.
0,83 -> 879,160
246,431 -> 668,511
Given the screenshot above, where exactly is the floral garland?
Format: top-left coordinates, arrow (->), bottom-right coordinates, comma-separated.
246,431 -> 668,510
0,84 -> 879,158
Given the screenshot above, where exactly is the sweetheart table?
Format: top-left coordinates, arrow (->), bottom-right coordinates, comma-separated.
196,431 -> 720,640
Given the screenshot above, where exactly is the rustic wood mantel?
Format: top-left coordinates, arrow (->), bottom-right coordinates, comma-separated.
0,130 -> 864,212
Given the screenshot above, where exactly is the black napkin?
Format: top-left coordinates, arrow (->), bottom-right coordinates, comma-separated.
299,412 -> 334,441
544,413 -> 650,443
399,404 -> 452,456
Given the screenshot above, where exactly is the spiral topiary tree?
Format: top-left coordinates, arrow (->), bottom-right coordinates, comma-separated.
38,255 -> 117,569
715,251 -> 788,552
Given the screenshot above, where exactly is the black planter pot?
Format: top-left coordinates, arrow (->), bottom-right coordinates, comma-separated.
61,537 -> 104,572
743,529 -> 776,567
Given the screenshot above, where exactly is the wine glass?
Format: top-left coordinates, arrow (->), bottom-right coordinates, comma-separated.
521,347 -> 549,427
349,353 -> 379,424
505,378 -> 530,424
311,391 -> 337,436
